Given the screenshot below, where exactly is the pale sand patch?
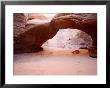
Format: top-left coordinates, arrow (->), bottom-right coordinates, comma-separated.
14,47 -> 97,75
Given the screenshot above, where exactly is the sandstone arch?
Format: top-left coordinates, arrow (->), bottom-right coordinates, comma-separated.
50,13 -> 97,58
50,13 -> 97,46
14,13 -> 97,58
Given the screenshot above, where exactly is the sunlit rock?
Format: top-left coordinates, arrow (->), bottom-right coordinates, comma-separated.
43,29 -> 93,49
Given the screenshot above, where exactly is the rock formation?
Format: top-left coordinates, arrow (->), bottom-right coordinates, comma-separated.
14,13 -> 97,58
51,13 -> 97,46
13,13 -> 27,37
14,13 -> 58,53
51,13 -> 97,58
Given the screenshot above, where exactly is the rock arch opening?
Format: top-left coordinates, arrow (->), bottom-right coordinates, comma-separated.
42,29 -> 93,50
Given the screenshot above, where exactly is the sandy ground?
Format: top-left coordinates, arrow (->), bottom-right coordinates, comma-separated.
14,46 -> 97,75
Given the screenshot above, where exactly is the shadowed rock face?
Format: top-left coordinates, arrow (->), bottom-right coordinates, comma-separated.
14,13 -> 97,58
14,13 -> 58,53
14,23 -> 58,53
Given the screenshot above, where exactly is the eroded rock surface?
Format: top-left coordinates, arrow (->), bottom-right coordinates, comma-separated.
14,13 -> 27,37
